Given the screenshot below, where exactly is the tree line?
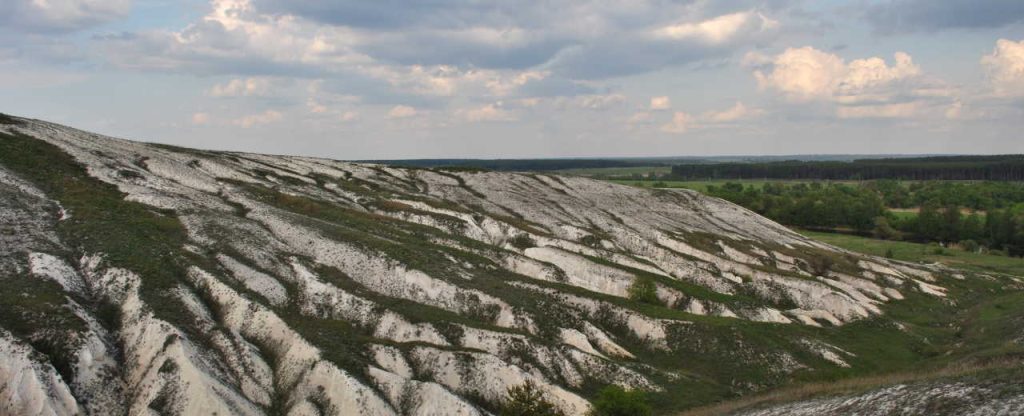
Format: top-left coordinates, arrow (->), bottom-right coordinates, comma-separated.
369,158 -> 668,172
702,181 -> 1024,257
670,155 -> 1024,181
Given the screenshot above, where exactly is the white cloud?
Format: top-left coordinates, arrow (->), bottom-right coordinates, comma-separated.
944,100 -> 964,120
755,47 -> 921,102
753,47 -> 949,119
981,38 -> 1024,96
91,0 -> 794,86
233,110 -> 282,127
485,71 -> 548,96
191,112 -> 210,125
753,47 -> 848,101
458,103 -> 515,122
660,101 -> 762,134
306,98 -> 328,113
660,111 -> 693,134
654,11 -> 777,45
388,105 -> 418,118
339,111 -> 357,122
577,94 -> 625,110
209,77 -> 272,97
649,96 -> 671,110
836,102 -> 920,119
97,0 -> 372,73
703,102 -> 763,123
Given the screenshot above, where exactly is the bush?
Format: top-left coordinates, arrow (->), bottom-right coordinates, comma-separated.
627,277 -> 659,305
509,234 -> 536,250
884,248 -> 895,259
959,239 -> 980,253
501,382 -> 565,416
588,385 -> 651,416
806,254 -> 834,276
872,216 -> 900,240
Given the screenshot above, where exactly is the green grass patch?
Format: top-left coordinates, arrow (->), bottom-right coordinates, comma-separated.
0,131 -> 200,329
799,230 -> 1024,277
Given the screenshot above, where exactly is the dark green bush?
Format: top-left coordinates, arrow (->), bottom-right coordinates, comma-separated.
501,382 -> 565,416
627,277 -> 659,305
588,385 -> 651,416
509,234 -> 536,250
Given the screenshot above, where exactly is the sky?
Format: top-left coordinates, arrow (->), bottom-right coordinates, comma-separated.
1,0 -> 1023,159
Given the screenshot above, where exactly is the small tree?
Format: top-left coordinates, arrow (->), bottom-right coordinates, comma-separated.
871,216 -> 900,240
501,381 -> 565,416
588,385 -> 651,416
627,277 -> 659,305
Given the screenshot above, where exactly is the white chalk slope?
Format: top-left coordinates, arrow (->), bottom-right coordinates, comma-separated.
0,117 -> 957,415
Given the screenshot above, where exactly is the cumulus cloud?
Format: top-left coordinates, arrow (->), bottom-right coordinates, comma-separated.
209,78 -> 272,97
649,96 -> 671,110
981,38 -> 1024,96
93,0 -> 607,109
863,0 -> 1024,34
653,11 -> 778,44
752,47 -> 951,119
387,105 -> 418,118
661,111 -> 694,134
233,110 -> 282,127
249,1 -> 786,75
577,94 -> 625,110
660,101 -> 763,134
0,0 -> 131,32
704,102 -> 764,122
95,0 -> 371,74
93,0 -> 790,84
753,47 -> 921,101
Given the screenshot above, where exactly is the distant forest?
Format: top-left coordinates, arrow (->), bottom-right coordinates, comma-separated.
670,155 -> 1024,181
365,154 -> 945,172
364,158 -> 667,172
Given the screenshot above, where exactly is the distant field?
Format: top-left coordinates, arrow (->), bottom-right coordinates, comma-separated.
887,208 -> 918,220
800,230 -> 1024,277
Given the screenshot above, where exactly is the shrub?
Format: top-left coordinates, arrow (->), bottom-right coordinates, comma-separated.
588,385 -> 651,416
580,234 -> 603,248
872,216 -> 900,240
806,254 -> 834,277
501,382 -> 565,416
627,277 -> 659,305
509,234 -> 536,250
959,239 -> 980,253
884,248 -> 895,259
